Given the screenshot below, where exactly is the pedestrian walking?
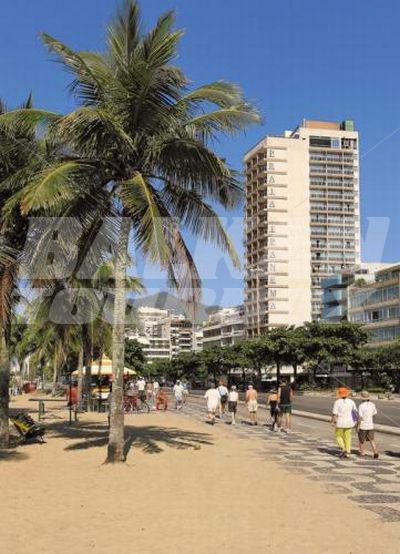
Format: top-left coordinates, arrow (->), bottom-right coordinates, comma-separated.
268,388 -> 279,431
277,380 -> 293,432
152,379 -> 160,405
331,387 -> 358,459
173,380 -> 184,410
136,376 -> 146,403
217,382 -> 229,416
146,381 -> 153,402
204,383 -> 220,424
182,381 -> 189,404
357,390 -> 379,459
228,385 -> 239,425
245,384 -> 258,425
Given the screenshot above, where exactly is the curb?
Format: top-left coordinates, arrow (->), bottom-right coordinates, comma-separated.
188,392 -> 400,437
292,409 -> 400,437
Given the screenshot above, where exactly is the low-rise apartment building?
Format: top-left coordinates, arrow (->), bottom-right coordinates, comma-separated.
348,263 -> 400,345
202,306 -> 245,348
322,263 -> 393,323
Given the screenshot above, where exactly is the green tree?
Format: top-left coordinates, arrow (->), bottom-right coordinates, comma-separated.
303,321 -> 368,385
124,338 -> 145,374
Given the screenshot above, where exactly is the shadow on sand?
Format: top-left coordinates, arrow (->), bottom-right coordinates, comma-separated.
0,449 -> 30,462
44,419 -> 213,459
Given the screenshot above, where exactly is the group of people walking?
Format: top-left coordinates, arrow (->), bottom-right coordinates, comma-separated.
204,380 -> 294,432
204,381 -> 380,459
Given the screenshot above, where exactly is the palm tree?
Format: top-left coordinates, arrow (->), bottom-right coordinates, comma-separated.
0,95 -> 50,446
5,0 -> 261,461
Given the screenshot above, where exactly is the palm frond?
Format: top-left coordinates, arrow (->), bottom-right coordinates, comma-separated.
17,161 -> 95,214
0,108 -> 61,132
107,0 -> 141,66
160,185 -> 240,268
57,107 -> 136,158
154,136 -> 243,208
176,81 -> 243,111
140,10 -> 183,69
186,104 -> 261,140
119,172 -> 171,265
41,33 -> 109,105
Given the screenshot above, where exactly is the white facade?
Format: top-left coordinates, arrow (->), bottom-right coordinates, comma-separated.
202,306 -> 245,348
245,119 -> 361,337
126,309 -> 193,361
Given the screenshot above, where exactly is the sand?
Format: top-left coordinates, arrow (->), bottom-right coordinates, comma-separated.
1,395 -> 399,554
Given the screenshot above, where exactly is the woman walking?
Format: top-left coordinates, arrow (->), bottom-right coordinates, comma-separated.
331,387 -> 358,459
268,388 -> 279,431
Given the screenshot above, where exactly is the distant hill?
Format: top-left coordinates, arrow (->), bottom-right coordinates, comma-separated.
128,291 -> 219,323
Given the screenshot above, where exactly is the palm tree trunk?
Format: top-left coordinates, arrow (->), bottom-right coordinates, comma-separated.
51,349 -> 58,397
0,329 -> 10,448
293,363 -> 298,383
276,361 -> 281,383
106,217 -> 130,463
77,346 -> 84,408
82,323 -> 93,411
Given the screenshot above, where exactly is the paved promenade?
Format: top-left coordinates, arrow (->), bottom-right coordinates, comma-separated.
183,396 -> 400,523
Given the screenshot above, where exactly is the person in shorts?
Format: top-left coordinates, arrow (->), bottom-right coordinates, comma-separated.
136,376 -> 146,403
173,380 -> 184,410
217,382 -> 229,416
204,383 -> 220,424
278,380 -> 293,432
228,385 -> 239,425
245,384 -> 258,425
357,390 -> 379,459
268,388 -> 279,431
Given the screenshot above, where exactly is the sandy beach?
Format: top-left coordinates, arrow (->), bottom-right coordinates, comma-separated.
1,395 -> 399,554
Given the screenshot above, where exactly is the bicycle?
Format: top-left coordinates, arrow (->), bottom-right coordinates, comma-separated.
123,394 -> 150,414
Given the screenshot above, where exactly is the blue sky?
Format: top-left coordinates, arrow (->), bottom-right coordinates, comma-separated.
1,0 -> 400,307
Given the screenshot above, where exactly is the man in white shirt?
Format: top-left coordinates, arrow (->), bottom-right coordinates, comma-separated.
331,387 -> 357,459
173,380 -> 184,410
357,390 -> 379,459
136,377 -> 146,402
204,384 -> 220,425
228,386 -> 239,425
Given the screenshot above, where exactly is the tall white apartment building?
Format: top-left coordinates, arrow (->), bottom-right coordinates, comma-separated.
244,119 -> 360,337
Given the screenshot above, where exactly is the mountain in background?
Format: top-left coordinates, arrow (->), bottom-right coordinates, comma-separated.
128,291 -> 220,323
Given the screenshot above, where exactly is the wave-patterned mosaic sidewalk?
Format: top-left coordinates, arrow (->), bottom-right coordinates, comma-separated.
180,403 -> 400,523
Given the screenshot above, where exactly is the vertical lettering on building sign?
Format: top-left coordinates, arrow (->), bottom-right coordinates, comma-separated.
268,188 -> 275,196
268,225 -> 275,234
268,263 -> 276,273
268,175 -> 275,184
268,162 -> 275,171
268,237 -> 276,246
268,200 -> 275,208
269,276 -> 277,285
268,149 -> 275,158
270,251 -> 276,259
269,289 -> 277,298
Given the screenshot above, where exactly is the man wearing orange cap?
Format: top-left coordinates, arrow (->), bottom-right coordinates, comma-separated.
331,387 -> 358,459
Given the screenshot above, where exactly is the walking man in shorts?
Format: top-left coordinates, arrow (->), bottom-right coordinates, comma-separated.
278,380 -> 293,432
217,382 -> 229,417
245,384 -> 258,426
357,390 -> 379,459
